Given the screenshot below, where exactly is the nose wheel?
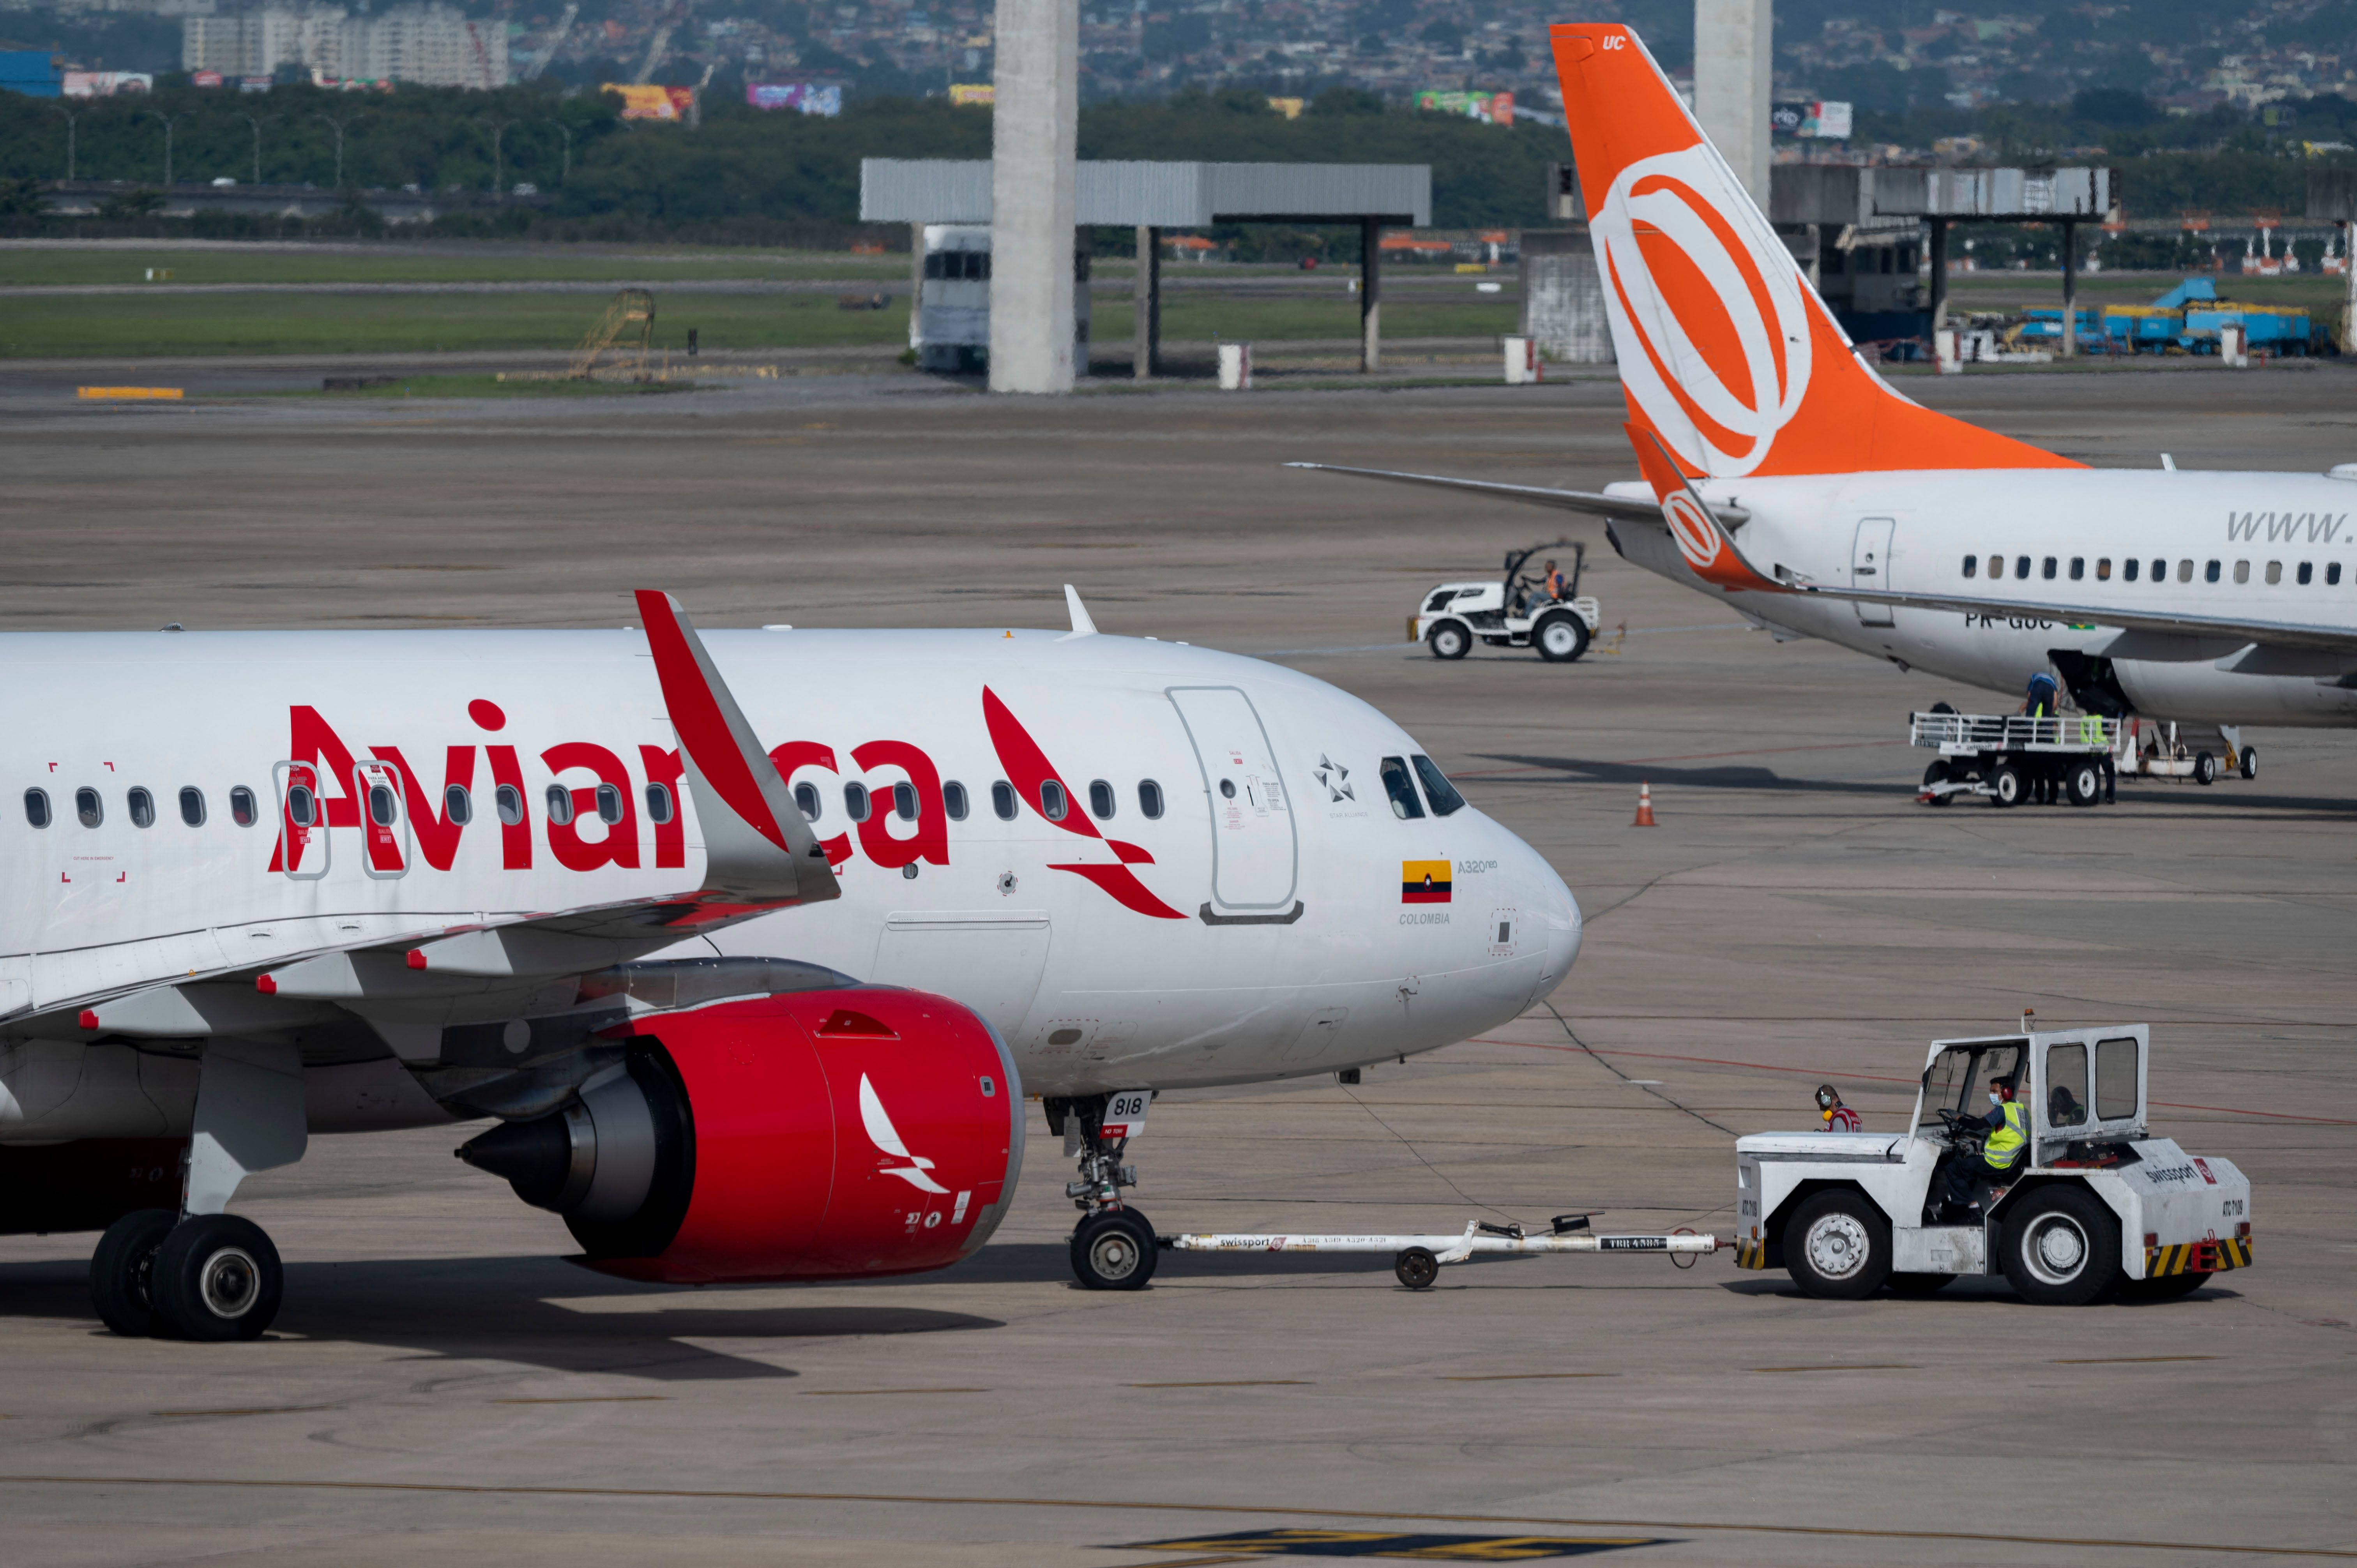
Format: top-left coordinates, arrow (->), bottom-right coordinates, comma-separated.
1050,1093 -> 1160,1290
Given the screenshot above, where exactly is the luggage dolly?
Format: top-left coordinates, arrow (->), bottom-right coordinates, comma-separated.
1160,1213 -> 1724,1289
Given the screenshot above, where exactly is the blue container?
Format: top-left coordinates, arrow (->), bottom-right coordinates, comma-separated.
0,49 -> 60,97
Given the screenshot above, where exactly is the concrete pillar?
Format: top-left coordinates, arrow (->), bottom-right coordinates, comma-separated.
2059,219 -> 2078,359
1693,0 -> 1772,209
988,0 -> 1078,394
1133,224 -> 1160,379
1927,217 -> 1948,331
1359,216 -> 1382,373
908,222 -> 926,353
1520,228 -> 1613,364
2342,222 -> 2356,354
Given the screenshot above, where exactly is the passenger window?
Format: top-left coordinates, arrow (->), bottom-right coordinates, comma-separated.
2095,1037 -> 2139,1121
2265,561 -> 2283,585
2123,558 -> 2140,582
448,784 -> 475,825
544,784 -> 574,826
2046,1043 -> 2089,1128
1987,554 -> 2004,579
2015,555 -> 2030,579
642,782 -> 670,825
1039,780 -> 1067,821
2233,560 -> 2250,584
1411,755 -> 1465,816
1379,756 -> 1425,820
2332,563 -> 2345,586
230,785 -> 257,826
944,780 -> 968,821
794,781 -> 820,821
285,786 -> 315,827
2205,560 -> 2220,583
2042,556 -> 2058,580
844,782 -> 870,822
496,784 -> 525,826
369,784 -> 397,827
2095,558 -> 2110,581
595,782 -> 624,825
992,780 -> 1016,820
893,781 -> 917,821
23,788 -> 49,828
1088,779 -> 1115,819
127,788 -> 155,828
2298,562 -> 2314,585
73,785 -> 100,826
179,786 -> 205,826
2069,557 -> 2084,581
1962,554 -> 1977,578
2178,560 -> 2194,583
1138,779 -> 1164,819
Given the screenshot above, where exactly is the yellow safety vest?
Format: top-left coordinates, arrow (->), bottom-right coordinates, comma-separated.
1983,1100 -> 2028,1170
2079,714 -> 2105,745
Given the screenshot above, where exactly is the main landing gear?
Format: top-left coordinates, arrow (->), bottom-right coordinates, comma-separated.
1048,1093 -> 1159,1291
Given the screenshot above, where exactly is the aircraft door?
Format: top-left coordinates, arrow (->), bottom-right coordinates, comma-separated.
1168,685 -> 1298,914
1852,517 -> 1896,626
353,759 -> 411,878
273,761 -> 330,881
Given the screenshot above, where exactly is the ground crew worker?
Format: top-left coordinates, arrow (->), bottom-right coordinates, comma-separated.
1815,1084 -> 1861,1132
1942,1074 -> 2029,1215
2079,710 -> 2118,803
2018,672 -> 2061,803
1543,559 -> 1569,600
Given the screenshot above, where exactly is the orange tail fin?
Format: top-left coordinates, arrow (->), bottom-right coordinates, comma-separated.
1550,24 -> 2079,479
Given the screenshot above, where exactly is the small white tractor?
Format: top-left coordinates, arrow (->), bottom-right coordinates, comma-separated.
1411,539 -> 1602,663
1734,1024 -> 2251,1305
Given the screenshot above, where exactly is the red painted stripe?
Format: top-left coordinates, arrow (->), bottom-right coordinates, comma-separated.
634,590 -> 788,855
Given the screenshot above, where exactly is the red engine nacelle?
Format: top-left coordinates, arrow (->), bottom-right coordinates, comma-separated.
459,987 -> 1022,1284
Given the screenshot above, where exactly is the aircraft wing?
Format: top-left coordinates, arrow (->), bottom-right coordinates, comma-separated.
1283,462 -> 1749,527
1795,581 -> 2357,663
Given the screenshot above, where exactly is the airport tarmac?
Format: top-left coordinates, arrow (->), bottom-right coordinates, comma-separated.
1,364 -> 2354,1564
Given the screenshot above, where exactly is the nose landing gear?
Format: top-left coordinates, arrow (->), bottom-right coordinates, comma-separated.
1048,1093 -> 1159,1291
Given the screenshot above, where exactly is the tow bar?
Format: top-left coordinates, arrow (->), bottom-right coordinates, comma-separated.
1159,1214 -> 1723,1289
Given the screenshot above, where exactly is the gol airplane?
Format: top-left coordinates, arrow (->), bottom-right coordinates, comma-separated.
1,590 -> 1578,1338
1298,22 -> 2357,778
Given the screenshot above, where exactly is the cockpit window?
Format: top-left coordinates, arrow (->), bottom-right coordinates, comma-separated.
1410,756 -> 1465,816
1379,756 -> 1424,820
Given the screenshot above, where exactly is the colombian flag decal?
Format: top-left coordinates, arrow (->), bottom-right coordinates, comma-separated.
1402,859 -> 1452,904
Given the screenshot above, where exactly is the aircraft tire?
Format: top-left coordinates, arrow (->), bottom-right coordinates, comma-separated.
1989,764 -> 2024,808
2194,750 -> 2219,786
152,1214 -> 283,1341
1070,1210 -> 1158,1291
2240,747 -> 2258,780
1532,612 -> 1590,663
1428,621 -> 1471,660
90,1208 -> 176,1338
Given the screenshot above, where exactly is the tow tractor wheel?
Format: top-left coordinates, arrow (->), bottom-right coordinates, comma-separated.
1394,1246 -> 1440,1291
2121,1269 -> 2212,1301
1783,1190 -> 1891,1300
2193,750 -> 2219,786
2065,761 -> 2103,807
1532,611 -> 1590,664
150,1213 -> 283,1340
1989,763 -> 2024,809
1070,1209 -> 1158,1291
2239,747 -> 2259,780
90,1208 -> 177,1338
1921,761 -> 1953,806
2000,1186 -> 2121,1306
1885,1271 -> 1955,1296
1428,621 -> 1472,661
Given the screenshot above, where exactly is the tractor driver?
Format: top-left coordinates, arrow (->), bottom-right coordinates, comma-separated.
1543,559 -> 1570,600
1941,1073 -> 2030,1218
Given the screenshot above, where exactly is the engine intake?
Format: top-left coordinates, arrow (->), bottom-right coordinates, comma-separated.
458,987 -> 1021,1284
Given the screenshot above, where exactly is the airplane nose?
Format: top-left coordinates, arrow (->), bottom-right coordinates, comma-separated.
1529,849 -> 1581,1005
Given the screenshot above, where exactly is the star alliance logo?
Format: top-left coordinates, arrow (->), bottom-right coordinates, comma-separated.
1314,754 -> 1354,803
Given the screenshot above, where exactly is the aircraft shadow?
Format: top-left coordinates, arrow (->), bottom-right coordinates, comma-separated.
0,1255 -> 1002,1381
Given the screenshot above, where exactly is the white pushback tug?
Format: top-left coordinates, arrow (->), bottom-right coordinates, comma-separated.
1737,1024 -> 2252,1305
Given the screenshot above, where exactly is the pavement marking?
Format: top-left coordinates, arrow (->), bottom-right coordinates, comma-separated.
1436,1373 -> 1618,1382
148,1406 -> 341,1418
1125,1528 -> 1662,1559
2049,1356 -> 2221,1365
1125,1381 -> 1313,1389
802,1387 -> 989,1397
1747,1365 -> 1918,1374
491,1396 -> 673,1405
0,1475 -> 2343,1558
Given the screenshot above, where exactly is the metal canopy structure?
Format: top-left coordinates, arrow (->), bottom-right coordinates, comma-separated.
861,157 -> 1432,377
1772,164 -> 2119,355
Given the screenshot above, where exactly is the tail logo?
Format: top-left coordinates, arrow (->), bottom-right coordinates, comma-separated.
1595,147 -> 1812,478
1661,487 -> 1728,574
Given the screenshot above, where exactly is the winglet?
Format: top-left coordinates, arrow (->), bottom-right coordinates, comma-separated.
1062,584 -> 1097,639
634,590 -> 839,906
1627,424 -> 1788,594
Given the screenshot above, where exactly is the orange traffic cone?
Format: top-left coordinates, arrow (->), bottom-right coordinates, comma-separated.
1633,781 -> 1657,827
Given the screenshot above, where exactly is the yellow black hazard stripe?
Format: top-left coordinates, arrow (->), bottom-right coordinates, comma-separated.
2146,1235 -> 2252,1278
1735,1235 -> 1770,1270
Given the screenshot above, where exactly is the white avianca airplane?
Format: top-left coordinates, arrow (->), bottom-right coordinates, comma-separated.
1298,21 -> 2357,772
1,589 -> 1578,1338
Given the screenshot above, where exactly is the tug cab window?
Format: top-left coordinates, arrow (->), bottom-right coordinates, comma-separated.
1379,756 -> 1425,820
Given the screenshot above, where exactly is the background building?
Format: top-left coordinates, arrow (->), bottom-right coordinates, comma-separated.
181,4 -> 507,88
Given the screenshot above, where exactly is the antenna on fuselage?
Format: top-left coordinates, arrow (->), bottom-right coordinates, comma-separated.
1060,584 -> 1098,639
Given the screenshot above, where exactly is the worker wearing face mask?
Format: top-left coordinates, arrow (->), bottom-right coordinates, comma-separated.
1941,1074 -> 2028,1217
